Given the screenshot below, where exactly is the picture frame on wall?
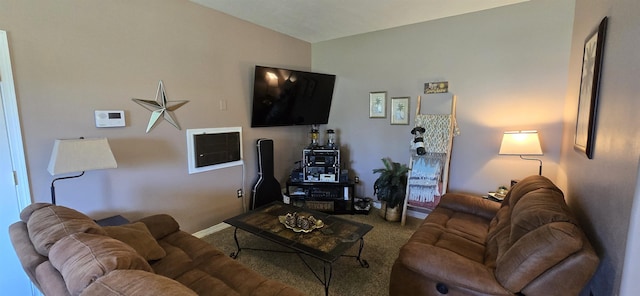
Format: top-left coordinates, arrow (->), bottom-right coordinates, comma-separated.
369,91 -> 387,118
424,81 -> 449,94
574,16 -> 607,159
390,97 -> 410,125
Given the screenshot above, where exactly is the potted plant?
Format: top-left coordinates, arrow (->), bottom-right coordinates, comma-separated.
373,158 -> 409,221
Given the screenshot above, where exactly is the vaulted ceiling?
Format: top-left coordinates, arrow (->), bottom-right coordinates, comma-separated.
191,0 -> 529,43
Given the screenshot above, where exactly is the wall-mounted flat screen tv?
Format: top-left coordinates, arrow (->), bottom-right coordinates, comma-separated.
251,65 -> 336,127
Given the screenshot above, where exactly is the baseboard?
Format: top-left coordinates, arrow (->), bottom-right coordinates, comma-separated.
192,222 -> 231,238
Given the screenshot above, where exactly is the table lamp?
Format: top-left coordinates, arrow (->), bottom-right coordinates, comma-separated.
499,130 -> 543,175
47,137 -> 117,205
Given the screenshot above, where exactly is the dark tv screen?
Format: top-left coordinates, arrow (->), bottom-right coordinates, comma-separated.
251,65 -> 336,127
194,132 -> 241,168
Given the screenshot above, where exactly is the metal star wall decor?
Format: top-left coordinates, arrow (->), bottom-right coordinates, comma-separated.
132,80 -> 189,133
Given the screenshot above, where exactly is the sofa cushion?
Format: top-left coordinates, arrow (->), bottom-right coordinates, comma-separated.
26,204 -> 106,256
175,269 -> 241,296
421,201 -> 494,258
496,222 -> 583,291
151,242 -> 195,280
49,232 -> 153,295
135,214 -> 180,240
509,188 -> 576,245
494,188 -> 584,291
103,222 -> 167,261
484,205 -> 511,268
20,202 -> 55,222
504,175 -> 563,207
161,230 -> 226,261
80,270 -> 198,296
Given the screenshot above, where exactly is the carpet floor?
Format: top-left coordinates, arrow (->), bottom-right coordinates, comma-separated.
200,209 -> 421,296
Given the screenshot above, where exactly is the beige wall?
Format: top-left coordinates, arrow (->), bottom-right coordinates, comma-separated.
3,0 -> 639,294
560,0 -> 640,294
314,0 -> 640,294
313,0 -> 573,199
0,0 -> 312,233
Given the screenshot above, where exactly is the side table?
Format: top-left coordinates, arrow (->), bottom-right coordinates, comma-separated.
96,215 -> 129,226
484,192 -> 505,203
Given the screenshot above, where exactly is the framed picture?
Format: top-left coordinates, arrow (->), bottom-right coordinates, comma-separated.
574,16 -> 607,159
369,91 -> 387,118
424,81 -> 449,94
391,97 -> 410,125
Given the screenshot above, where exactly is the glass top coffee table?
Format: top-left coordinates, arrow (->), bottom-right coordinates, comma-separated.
224,201 -> 373,295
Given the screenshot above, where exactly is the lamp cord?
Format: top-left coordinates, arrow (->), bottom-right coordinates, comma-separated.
519,156 -> 543,175
50,171 -> 85,205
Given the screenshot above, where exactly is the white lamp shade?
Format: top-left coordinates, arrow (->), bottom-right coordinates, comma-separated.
47,138 -> 117,175
499,130 -> 543,155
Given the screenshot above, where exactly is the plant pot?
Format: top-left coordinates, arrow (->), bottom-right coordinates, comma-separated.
378,201 -> 387,219
379,201 -> 402,222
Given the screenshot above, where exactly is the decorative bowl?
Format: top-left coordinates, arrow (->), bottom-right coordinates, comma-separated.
278,212 -> 324,233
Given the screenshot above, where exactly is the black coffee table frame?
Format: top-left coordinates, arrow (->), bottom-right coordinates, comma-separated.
224,202 -> 372,296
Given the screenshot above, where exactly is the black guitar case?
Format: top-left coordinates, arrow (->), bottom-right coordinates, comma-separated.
251,139 -> 282,210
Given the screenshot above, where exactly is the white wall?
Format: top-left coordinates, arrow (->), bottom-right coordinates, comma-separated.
313,0 -> 574,198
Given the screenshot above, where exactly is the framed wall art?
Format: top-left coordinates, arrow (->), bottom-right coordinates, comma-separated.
424,81 -> 449,94
391,97 -> 410,125
369,91 -> 387,118
574,16 -> 607,159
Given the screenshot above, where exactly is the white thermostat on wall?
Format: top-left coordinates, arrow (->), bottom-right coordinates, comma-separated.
95,110 -> 125,128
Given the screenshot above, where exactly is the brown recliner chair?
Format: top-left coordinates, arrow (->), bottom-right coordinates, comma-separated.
390,175 -> 599,295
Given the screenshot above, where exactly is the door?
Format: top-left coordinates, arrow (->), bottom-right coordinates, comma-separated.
0,30 -> 36,295
0,88 -> 33,294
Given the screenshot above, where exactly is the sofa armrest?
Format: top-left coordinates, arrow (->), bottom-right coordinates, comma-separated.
395,242 -> 510,295
35,261 -> 71,296
135,214 -> 180,240
9,222 -> 47,290
438,192 -> 500,220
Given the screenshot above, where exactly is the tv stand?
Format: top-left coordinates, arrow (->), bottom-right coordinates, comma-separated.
285,180 -> 355,214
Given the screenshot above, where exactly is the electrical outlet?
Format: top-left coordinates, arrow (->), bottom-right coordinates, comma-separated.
237,189 -> 243,198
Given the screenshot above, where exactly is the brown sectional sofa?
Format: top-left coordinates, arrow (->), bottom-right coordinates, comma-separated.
9,203 -> 304,296
390,175 -> 599,295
